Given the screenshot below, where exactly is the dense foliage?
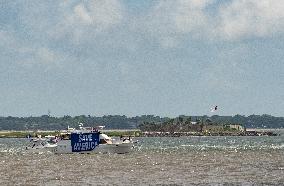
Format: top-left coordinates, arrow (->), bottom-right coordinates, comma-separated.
0,115 -> 167,130
0,114 -> 283,130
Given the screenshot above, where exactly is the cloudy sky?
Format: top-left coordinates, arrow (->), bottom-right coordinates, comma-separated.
0,0 -> 283,117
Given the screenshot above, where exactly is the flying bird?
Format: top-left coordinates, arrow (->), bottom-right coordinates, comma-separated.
210,106 -> 218,112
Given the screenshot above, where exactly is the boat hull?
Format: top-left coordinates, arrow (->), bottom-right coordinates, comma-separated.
52,140 -> 133,154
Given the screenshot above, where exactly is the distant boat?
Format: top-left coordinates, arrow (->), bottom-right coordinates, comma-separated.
51,126 -> 136,154
25,135 -> 57,152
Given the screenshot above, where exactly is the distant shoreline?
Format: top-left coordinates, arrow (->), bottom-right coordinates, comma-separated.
0,129 -> 140,138
0,128 -> 282,138
0,115 -> 283,131
246,128 -> 284,133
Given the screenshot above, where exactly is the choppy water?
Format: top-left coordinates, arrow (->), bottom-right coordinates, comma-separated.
0,135 -> 284,185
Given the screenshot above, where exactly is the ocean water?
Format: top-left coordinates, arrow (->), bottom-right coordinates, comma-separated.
0,135 -> 283,185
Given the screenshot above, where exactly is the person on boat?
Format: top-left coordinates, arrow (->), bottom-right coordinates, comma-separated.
122,136 -> 131,143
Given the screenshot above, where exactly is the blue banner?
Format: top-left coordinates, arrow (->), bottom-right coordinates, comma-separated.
71,132 -> 100,152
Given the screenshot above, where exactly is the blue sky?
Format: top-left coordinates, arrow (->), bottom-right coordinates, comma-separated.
0,0 -> 283,117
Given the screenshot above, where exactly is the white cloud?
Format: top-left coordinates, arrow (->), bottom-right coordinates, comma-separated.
219,0 -> 284,40
74,4 -> 92,25
0,31 -> 63,66
15,46 -> 65,67
139,0 -> 212,48
141,0 -> 284,45
73,0 -> 123,28
1,1 -> 125,66
174,0 -> 211,34
50,0 -> 124,43
3,0 -> 284,55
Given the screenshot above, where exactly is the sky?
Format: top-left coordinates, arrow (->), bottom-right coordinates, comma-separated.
0,0 -> 283,117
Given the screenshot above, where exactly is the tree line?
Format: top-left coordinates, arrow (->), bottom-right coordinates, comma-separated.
0,114 -> 283,131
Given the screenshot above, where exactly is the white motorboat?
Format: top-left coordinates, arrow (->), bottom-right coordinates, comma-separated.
52,126 -> 136,154
25,135 -> 58,152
